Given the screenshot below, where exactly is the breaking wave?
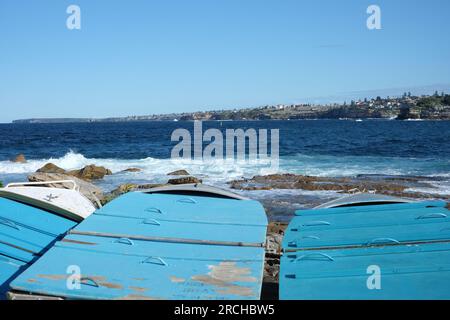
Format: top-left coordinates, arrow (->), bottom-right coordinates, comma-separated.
1,150 -> 449,177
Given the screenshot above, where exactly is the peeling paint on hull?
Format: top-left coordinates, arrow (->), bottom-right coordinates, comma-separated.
8,190 -> 268,300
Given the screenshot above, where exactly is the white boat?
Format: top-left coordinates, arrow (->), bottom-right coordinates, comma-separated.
0,180 -> 98,221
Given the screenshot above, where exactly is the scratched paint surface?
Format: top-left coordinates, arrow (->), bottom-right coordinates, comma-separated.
9,193 -> 268,300
11,241 -> 265,299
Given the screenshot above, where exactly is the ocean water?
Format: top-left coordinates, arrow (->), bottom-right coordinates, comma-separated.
0,120 -> 449,218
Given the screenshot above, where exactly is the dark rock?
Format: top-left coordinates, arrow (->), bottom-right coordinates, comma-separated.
109,183 -> 137,196
267,222 -> 288,235
167,169 -> 190,176
168,176 -> 202,185
121,168 -> 142,173
230,173 -> 450,201
103,184 -> 138,204
266,233 -> 283,255
68,165 -> 112,181
103,183 -> 171,204
11,154 -> 26,163
230,173 -> 408,195
135,183 -> 169,190
36,163 -> 66,174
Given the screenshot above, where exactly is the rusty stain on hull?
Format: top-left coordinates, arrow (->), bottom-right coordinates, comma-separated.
191,261 -> 257,297
132,278 -> 146,281
129,286 -> 148,292
26,279 -> 41,284
37,274 -> 66,281
170,276 -> 186,283
61,239 -> 98,246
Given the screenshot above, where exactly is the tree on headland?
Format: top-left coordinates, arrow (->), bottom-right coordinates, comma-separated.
417,96 -> 443,109
443,94 -> 450,106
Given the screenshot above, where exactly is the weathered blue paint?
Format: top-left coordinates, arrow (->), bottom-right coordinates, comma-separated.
289,207 -> 449,232
9,192 -> 268,300
11,236 -> 265,300
284,201 -> 450,249
0,197 -> 77,299
296,200 -> 448,217
95,192 -> 268,227
280,242 -> 450,300
280,201 -> 450,300
74,214 -> 266,244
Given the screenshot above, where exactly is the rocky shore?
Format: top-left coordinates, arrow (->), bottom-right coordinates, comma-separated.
228,173 -> 449,200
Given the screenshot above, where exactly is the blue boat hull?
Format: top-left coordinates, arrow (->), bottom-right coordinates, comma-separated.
0,197 -> 77,299
9,191 -> 268,300
280,201 -> 450,300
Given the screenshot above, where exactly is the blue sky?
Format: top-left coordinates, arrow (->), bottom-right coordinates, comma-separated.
1,0 -> 449,122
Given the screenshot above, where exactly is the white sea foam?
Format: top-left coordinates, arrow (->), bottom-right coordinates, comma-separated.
0,150 -> 447,178
0,151 -> 277,185
406,182 -> 450,196
0,151 -> 448,197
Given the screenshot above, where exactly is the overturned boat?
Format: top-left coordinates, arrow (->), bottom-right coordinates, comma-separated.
7,184 -> 268,300
280,193 -> 450,300
313,192 -> 413,209
0,181 -> 98,299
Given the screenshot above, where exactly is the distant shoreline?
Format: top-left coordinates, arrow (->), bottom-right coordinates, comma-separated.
8,118 -> 450,124
11,92 -> 450,124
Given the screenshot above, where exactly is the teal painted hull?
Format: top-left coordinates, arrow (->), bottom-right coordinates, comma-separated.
9,192 -> 268,300
0,197 -> 77,299
280,201 -> 450,300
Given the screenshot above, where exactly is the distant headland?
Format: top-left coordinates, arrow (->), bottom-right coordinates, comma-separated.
13,92 -> 450,124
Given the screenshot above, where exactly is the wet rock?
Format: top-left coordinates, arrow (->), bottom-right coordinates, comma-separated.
167,169 -> 190,176
266,233 -> 284,255
36,163 -> 66,174
135,183 -> 170,190
11,154 -> 26,163
121,168 -> 142,173
68,165 -> 112,181
168,176 -> 202,185
109,183 -> 137,197
103,183 -> 171,204
228,173 -> 446,199
103,184 -> 138,204
267,222 -> 288,235
27,172 -> 105,205
263,223 -> 286,284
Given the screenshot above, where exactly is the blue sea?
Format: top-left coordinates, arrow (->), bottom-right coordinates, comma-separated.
0,120 -> 449,218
